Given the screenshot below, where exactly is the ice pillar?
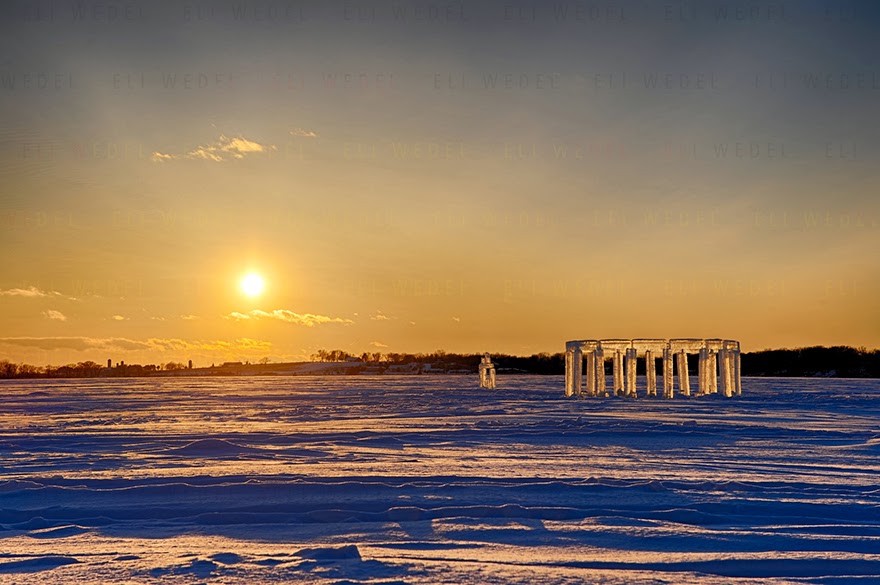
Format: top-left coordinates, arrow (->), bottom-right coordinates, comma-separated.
726,350 -> 735,397
645,350 -> 657,396
718,349 -> 730,397
698,347 -> 709,395
585,350 -> 597,397
564,349 -> 574,397
662,348 -> 674,399
612,350 -> 624,395
676,350 -> 690,396
734,350 -> 742,396
572,348 -> 583,397
595,349 -> 605,395
708,351 -> 718,394
625,347 -> 637,397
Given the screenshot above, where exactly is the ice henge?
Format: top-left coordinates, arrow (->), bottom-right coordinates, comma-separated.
564,339 -> 742,398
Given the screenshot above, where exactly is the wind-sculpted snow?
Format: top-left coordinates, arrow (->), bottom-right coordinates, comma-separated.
0,376 -> 879,583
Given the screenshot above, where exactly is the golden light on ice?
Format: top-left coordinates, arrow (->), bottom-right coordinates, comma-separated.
241,273 -> 265,297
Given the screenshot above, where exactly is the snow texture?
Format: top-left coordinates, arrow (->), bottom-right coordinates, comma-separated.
1,375 -> 879,584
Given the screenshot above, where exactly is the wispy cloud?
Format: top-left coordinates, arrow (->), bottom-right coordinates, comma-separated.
151,134 -> 276,163
1,286 -> 51,297
0,337 -> 150,352
289,128 -> 318,138
0,336 -> 271,353
43,309 -> 67,321
0,286 -> 76,300
146,337 -> 272,352
371,311 -> 390,321
226,309 -> 352,327
180,314 -> 198,320
452,316 -> 461,322
111,314 -> 127,321
369,341 -> 388,348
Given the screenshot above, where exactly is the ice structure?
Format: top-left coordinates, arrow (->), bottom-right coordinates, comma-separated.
479,353 -> 496,389
564,339 -> 741,398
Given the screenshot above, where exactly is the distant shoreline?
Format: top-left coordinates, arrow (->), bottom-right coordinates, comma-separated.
2,346 -> 878,379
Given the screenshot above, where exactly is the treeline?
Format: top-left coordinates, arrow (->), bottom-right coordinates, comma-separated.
0,360 -> 189,379
309,349 -> 564,374
313,346 -> 880,377
740,346 -> 880,378
1,346 -> 879,379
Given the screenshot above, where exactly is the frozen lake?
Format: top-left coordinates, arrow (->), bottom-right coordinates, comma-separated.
1,376 -> 879,583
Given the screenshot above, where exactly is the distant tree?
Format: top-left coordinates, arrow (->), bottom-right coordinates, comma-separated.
73,361 -> 98,377
57,364 -> 75,377
17,363 -> 41,377
164,361 -> 186,371
259,357 -> 270,365
0,360 -> 17,378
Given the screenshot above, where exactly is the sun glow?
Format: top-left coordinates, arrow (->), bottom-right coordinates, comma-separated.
241,273 -> 265,297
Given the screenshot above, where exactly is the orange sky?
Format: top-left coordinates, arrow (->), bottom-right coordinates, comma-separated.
1,1 -> 878,365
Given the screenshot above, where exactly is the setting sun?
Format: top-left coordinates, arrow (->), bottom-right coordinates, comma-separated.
240,273 -> 265,297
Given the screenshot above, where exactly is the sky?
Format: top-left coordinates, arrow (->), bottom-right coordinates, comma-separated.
1,0 -> 879,366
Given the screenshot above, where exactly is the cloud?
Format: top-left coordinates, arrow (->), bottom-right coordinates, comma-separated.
43,309 -> 67,321
151,134 -> 276,163
111,315 -> 127,321
226,309 -> 353,327
1,286 -> 51,297
369,341 -> 388,348
180,314 -> 198,320
290,128 -> 318,138
371,311 -> 390,321
452,316 -> 461,322
0,337 -> 149,352
0,336 -> 271,353
145,337 -> 272,352
0,286 -> 76,300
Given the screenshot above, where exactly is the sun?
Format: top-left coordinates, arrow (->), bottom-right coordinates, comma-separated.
240,273 -> 265,297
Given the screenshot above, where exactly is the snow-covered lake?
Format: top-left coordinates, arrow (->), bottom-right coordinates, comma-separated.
1,376 -> 878,583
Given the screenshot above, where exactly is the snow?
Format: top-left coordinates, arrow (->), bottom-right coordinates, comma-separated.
1,375 -> 879,583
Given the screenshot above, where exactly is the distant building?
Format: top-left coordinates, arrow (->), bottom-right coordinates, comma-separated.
388,363 -> 421,373
107,358 -> 112,368
188,359 -> 193,369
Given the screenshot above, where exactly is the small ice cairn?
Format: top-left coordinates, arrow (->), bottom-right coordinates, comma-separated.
479,353 -> 496,389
